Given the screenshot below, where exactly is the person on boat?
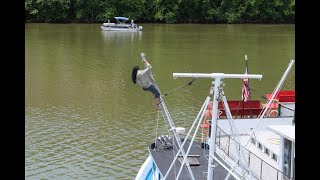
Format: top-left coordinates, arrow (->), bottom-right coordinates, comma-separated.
132,53 -> 161,110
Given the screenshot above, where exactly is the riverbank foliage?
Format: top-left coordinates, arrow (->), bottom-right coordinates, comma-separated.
25,0 -> 295,24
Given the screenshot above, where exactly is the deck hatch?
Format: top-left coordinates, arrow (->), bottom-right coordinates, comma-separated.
178,157 -> 200,166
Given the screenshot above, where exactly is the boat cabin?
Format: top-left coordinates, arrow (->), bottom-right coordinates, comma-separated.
267,125 -> 295,179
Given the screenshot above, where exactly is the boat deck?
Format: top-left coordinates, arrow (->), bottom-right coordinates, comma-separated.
149,138 -> 236,180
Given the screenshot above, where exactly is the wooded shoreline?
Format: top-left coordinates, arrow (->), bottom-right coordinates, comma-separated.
25,0 -> 295,24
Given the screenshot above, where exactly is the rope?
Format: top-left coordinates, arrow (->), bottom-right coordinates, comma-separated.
234,101 -> 242,118
158,109 -> 183,179
267,109 -> 278,117
140,53 -> 195,179
156,77 -> 197,107
153,110 -> 160,151
162,78 -> 197,97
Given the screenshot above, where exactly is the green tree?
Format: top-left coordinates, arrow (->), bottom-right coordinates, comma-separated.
24,0 -> 295,23
154,0 -> 179,23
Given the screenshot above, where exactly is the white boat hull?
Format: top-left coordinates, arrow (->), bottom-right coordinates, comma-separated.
100,26 -> 142,32
135,155 -> 153,180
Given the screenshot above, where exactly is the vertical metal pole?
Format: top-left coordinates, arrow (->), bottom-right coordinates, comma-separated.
248,152 -> 251,167
219,131 -> 221,146
245,55 -> 253,118
260,160 -> 263,179
228,136 -> 231,156
207,77 -> 221,180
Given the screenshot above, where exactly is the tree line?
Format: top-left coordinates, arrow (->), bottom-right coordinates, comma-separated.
25,0 -> 295,24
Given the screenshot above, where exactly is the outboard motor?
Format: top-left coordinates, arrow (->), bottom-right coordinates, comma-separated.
139,26 -> 143,31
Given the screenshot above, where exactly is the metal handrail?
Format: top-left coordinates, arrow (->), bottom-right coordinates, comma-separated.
215,126 -> 293,180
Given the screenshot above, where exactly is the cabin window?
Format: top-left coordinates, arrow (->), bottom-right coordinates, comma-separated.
258,143 -> 262,149
272,153 -> 277,161
265,148 -> 269,155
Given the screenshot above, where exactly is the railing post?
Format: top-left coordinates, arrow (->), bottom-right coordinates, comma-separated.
219,130 -> 221,146
260,160 -> 263,179
248,152 -> 251,168
228,136 -> 231,155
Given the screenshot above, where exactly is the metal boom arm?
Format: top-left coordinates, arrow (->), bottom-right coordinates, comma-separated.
173,72 -> 262,180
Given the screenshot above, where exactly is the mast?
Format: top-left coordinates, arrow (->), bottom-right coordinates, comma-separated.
173,73 -> 262,180
140,52 -> 196,179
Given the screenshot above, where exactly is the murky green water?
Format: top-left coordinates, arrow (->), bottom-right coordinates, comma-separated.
25,23 -> 294,179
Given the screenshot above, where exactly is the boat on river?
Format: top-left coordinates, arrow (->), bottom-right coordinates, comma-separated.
101,17 -> 143,32
135,56 -> 295,180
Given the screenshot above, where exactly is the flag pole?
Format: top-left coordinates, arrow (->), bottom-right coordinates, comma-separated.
241,56 -> 246,118
245,55 -> 253,118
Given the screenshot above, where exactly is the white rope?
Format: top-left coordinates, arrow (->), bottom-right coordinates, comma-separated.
154,110 -> 160,151
156,109 -> 181,179
267,109 -> 278,117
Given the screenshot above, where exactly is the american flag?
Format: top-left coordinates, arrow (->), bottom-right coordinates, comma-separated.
242,66 -> 250,102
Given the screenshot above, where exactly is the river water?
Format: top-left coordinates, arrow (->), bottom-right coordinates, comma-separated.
25,23 -> 295,179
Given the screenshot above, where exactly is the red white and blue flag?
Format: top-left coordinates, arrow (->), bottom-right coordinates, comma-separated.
242,66 -> 250,102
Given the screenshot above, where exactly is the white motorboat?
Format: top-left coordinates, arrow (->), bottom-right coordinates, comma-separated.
101,17 -> 143,32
